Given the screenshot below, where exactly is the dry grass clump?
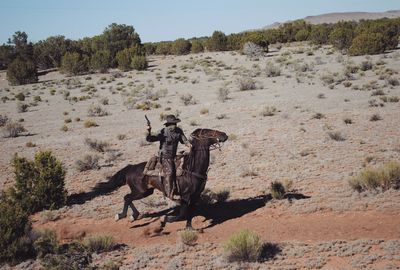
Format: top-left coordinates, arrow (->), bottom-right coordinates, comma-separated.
387,77 -> 399,86
39,210 -> 60,224
216,114 -> 227,120
2,121 -> 26,138
75,154 -> 100,171
217,86 -> 230,102
200,188 -> 230,205
380,96 -> 400,103
238,77 -> 257,91
243,42 -> 264,58
83,235 -> 115,253
17,102 -> 29,113
312,113 -> 325,119
360,60 -> 373,71
60,125 -> 68,132
200,108 -> 209,115
87,104 -> 109,117
0,114 -> 9,126
265,62 -> 281,77
84,138 -> 110,152
270,181 -> 287,200
224,229 -> 263,262
178,230 -> 198,246
180,93 -> 197,105
370,113 -> 382,121
84,120 -> 98,128
327,131 -> 346,141
320,74 -> 335,85
117,134 -> 126,140
261,106 -> 277,117
349,161 -> 400,192
26,141 -> 36,147
343,118 -> 353,124
371,89 -> 385,96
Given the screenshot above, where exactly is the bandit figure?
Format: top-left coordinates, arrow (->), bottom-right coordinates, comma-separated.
145,115 -> 191,200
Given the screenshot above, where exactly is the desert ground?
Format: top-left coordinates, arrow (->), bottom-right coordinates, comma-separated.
1,42 -> 400,269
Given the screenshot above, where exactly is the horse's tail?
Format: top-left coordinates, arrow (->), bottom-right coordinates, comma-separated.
93,165 -> 130,194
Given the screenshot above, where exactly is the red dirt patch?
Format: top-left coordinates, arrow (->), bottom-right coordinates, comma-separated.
34,208 -> 400,246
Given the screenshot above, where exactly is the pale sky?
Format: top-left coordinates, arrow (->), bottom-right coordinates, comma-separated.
0,0 -> 399,44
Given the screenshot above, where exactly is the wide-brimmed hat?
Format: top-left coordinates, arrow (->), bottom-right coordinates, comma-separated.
164,115 -> 181,125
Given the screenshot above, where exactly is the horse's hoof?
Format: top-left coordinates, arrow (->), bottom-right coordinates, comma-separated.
115,213 -> 126,221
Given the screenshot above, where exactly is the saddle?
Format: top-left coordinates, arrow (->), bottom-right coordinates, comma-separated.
143,151 -> 187,177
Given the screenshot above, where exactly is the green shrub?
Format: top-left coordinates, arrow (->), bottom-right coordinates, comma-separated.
33,229 -> 59,258
15,92 -> 25,101
9,151 -> 67,213
207,31 -> 227,51
191,40 -> 204,53
60,52 -> 89,76
178,230 -> 198,246
90,50 -> 111,73
171,38 -> 191,55
131,55 -> 148,71
270,181 -> 286,199
349,33 -> 386,56
349,161 -> 400,192
329,22 -> 355,50
224,229 -> 262,262
83,235 -> 115,253
0,194 -> 33,264
6,58 -> 38,85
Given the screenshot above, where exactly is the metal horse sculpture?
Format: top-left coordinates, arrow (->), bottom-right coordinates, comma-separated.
97,128 -> 228,230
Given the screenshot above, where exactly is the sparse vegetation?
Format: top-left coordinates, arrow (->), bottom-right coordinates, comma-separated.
224,229 -> 263,262
265,62 -> 281,77
178,230 -> 198,246
87,104 -> 109,117
180,93 -> 197,105
3,121 -> 26,138
261,106 -> 277,117
217,86 -> 230,102
83,235 -> 115,253
84,138 -> 110,152
238,77 -> 257,91
84,120 -> 98,128
75,154 -> 100,171
349,161 -> 400,192
327,131 -> 346,141
370,113 -> 382,121
270,181 -> 286,199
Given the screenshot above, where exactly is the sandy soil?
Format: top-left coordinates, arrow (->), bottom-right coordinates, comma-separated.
1,42 -> 400,269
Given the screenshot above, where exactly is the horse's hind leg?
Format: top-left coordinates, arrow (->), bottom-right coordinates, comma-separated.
115,189 -> 154,221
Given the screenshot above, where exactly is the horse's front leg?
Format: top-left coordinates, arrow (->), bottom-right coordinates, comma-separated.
161,202 -> 188,227
185,202 -> 196,230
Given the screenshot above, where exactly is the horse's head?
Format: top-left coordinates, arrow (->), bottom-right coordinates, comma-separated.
190,128 -> 228,149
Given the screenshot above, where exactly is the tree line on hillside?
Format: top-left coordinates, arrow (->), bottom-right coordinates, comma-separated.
1,18 -> 400,85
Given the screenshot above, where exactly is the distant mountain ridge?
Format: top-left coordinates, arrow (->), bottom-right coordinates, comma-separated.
262,10 -> 400,30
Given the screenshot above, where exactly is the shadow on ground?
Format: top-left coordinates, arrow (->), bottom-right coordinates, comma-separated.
132,193 -> 310,230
